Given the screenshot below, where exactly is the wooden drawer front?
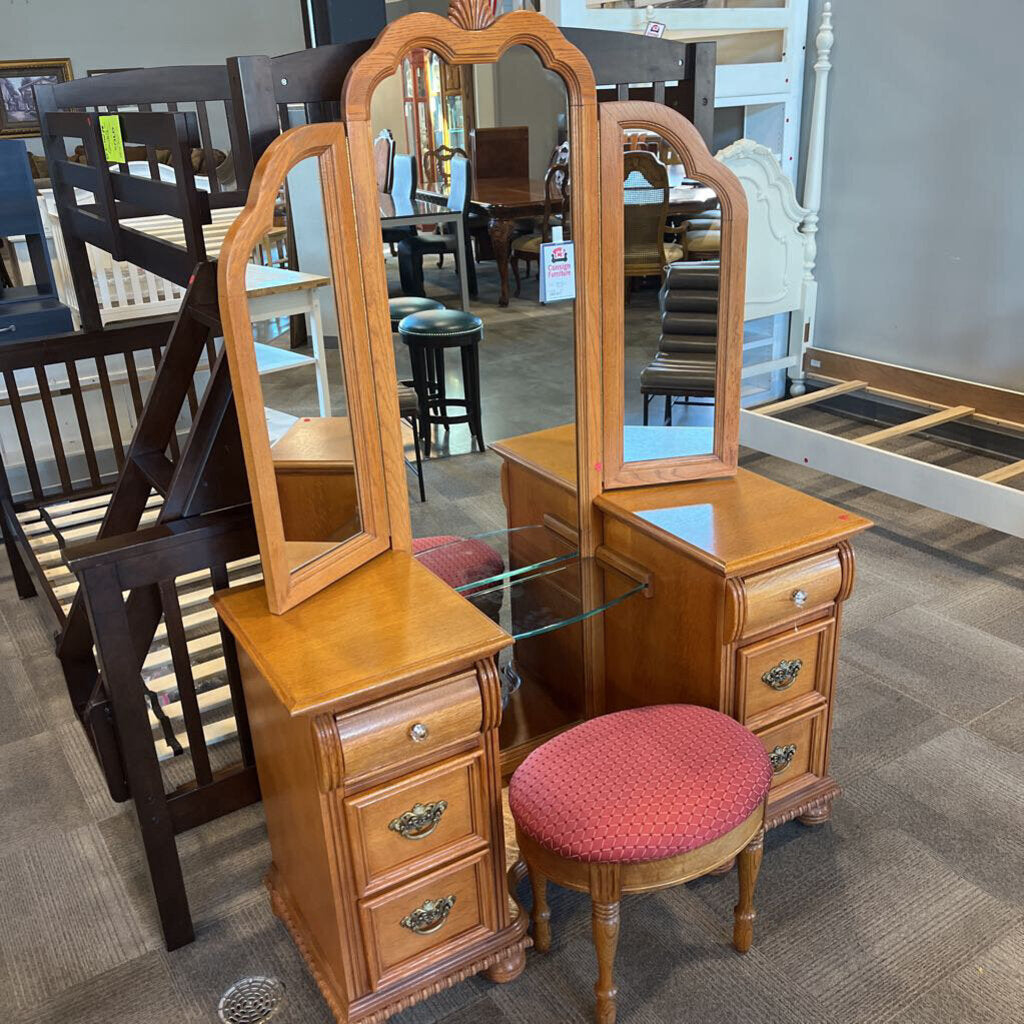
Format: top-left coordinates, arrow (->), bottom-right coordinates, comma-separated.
359,850 -> 495,989
757,706 -> 827,796
335,672 -> 482,780
737,549 -> 843,638
736,618 -> 834,729
346,752 -> 488,894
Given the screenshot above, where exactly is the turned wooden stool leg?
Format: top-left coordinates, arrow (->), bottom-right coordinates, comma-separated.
526,861 -> 552,952
733,829 -> 764,953
590,864 -> 621,1024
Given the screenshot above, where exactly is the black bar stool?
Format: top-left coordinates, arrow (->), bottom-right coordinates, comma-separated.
388,296 -> 445,332
398,309 -> 485,457
389,298 -> 444,499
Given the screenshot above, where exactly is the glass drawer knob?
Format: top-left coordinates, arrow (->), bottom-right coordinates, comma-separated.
409,722 -> 429,742
792,589 -> 808,607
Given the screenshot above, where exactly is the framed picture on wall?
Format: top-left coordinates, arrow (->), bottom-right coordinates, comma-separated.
0,59 -> 73,138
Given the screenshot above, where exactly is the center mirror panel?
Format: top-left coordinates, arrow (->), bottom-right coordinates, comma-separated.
622,135 -> 720,464
368,45 -> 586,754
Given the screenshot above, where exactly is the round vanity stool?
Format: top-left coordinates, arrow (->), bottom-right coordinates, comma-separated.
388,295 -> 444,332
398,309 -> 485,456
509,705 -> 773,1024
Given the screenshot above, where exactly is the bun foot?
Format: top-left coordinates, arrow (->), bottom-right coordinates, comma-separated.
485,945 -> 526,984
798,801 -> 833,826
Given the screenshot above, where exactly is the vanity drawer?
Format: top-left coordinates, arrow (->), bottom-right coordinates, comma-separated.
335,671 -> 482,779
345,751 -> 488,894
734,549 -> 843,638
756,706 -> 827,795
359,849 -> 495,989
735,618 -> 834,729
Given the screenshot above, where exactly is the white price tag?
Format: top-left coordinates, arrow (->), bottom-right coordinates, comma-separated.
539,239 -> 576,304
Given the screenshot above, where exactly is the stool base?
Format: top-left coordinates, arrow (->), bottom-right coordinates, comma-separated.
515,801 -> 767,1024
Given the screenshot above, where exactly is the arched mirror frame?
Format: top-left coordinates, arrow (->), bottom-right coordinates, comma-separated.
218,122 -> 391,614
599,101 -> 748,489
341,5 -> 605,557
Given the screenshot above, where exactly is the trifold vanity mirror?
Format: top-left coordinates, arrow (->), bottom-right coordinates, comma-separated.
219,3 -> 746,624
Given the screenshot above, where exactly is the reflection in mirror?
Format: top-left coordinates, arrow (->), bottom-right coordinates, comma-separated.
370,45 -> 584,744
250,155 -> 362,574
622,132 -> 720,464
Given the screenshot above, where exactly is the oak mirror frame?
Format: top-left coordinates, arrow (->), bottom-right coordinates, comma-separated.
600,101 -> 748,489
218,123 -> 391,614
341,5 -> 604,556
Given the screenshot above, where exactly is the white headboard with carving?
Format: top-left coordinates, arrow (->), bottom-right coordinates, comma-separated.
715,138 -> 808,323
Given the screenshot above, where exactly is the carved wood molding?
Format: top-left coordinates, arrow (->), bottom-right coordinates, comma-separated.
765,780 -> 841,830
448,0 -> 498,31
837,540 -> 857,603
724,576 -> 746,644
312,713 -> 345,792
476,657 -> 503,733
343,10 -> 597,123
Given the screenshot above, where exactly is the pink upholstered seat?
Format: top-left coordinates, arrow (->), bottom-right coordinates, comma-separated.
412,535 -> 505,590
509,705 -> 772,864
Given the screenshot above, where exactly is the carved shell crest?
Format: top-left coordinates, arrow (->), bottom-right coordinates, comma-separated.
449,0 -> 499,31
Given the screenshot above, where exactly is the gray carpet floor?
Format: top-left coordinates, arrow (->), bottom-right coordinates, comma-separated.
2,444 -> 1022,1024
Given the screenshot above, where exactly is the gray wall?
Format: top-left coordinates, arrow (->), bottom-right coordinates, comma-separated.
3,0 -> 305,72
4,0 -> 306,155
800,0 -> 1024,390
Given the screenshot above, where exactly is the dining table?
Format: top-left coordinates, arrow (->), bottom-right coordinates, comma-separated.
379,191 -> 471,311
419,177 -> 720,307
419,177 -> 551,307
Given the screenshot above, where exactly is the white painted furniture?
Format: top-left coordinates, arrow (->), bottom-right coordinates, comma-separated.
545,0 -> 810,180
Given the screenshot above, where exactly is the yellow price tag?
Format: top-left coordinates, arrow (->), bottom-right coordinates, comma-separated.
98,114 -> 126,164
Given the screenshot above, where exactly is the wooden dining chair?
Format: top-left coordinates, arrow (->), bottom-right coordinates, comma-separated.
622,150 -> 684,300
423,144 -> 467,188
510,152 -> 571,297
373,128 -> 396,193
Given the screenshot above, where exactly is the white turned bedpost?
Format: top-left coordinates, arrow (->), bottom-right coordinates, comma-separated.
787,1 -> 834,396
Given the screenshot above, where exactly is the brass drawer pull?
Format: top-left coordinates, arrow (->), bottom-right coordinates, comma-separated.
769,744 -> 797,774
389,800 -> 448,840
400,895 -> 456,935
792,589 -> 808,607
409,722 -> 429,742
761,658 -> 803,691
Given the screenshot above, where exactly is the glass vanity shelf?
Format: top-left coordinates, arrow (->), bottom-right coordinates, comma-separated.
414,525 -> 646,641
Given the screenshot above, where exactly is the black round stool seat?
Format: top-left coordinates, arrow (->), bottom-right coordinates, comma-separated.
397,308 -> 483,344
398,310 -> 485,456
388,296 -> 445,332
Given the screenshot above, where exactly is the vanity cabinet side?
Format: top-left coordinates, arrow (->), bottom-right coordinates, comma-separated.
235,646 -> 360,1008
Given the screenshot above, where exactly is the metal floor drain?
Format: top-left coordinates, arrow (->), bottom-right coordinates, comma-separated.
218,976 -> 285,1024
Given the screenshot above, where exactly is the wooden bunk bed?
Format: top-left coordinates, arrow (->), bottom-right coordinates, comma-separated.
0,45 -> 373,951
